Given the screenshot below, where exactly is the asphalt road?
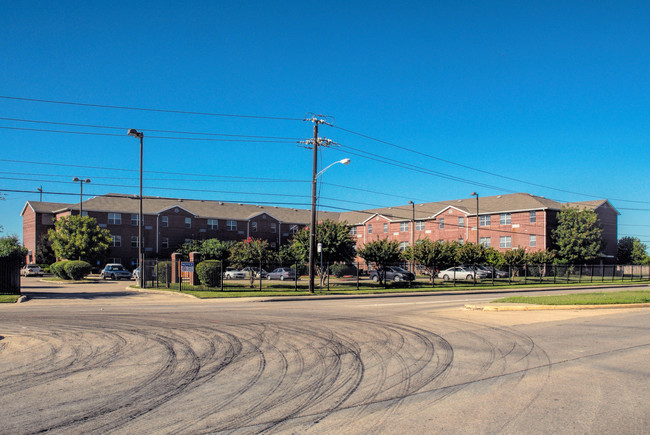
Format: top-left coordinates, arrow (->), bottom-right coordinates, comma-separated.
1,278 -> 648,434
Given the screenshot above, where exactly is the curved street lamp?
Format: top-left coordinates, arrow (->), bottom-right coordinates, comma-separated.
72,177 -> 91,216
128,129 -> 144,289
309,158 -> 351,293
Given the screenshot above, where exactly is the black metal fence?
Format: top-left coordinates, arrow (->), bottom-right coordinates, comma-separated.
0,257 -> 21,295
138,259 -> 650,292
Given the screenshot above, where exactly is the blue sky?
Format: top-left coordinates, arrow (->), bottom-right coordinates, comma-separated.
1,1 -> 649,245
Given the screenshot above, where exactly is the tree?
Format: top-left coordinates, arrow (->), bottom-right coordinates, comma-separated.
552,207 -> 604,264
229,237 -> 274,287
0,235 -> 28,264
35,233 -> 56,265
200,238 -> 232,262
503,247 -> 527,265
356,239 -> 402,285
174,239 -> 203,257
410,239 -> 458,279
291,219 -> 356,278
483,247 -> 505,268
617,236 -> 649,264
456,242 -> 486,265
47,215 -> 111,263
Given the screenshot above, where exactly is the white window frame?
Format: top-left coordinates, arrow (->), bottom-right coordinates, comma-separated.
500,236 -> 512,248
350,226 -> 357,235
384,223 -> 389,233
270,222 -> 277,233
207,219 -> 218,230
416,221 -> 425,231
161,237 -> 169,249
367,224 -> 373,234
438,218 -> 444,229
131,214 -> 139,226
108,213 -> 121,225
185,217 -> 191,228
399,241 -> 408,251
500,213 -> 511,225
479,237 -> 491,247
530,211 -> 537,223
226,220 -> 237,231
458,217 -> 464,228
251,221 -> 258,232
530,235 -> 537,247
161,216 -> 168,228
289,224 -> 298,235
131,236 -> 139,248
112,235 -> 121,247
480,215 -> 491,227
400,222 -> 408,232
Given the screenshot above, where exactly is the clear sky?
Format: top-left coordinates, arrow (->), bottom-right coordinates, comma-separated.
1,1 -> 649,246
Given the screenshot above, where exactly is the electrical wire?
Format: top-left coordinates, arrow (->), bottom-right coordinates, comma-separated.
0,95 -> 304,121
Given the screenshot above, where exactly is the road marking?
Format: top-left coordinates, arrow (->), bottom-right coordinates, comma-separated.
359,297 -> 494,307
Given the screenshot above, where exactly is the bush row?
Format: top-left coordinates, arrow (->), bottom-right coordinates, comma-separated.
50,260 -> 92,280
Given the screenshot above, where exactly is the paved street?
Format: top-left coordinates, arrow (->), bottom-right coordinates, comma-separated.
1,278 -> 649,434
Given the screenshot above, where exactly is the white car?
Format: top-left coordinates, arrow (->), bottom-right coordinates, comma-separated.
224,268 -> 245,279
21,264 -> 44,276
437,266 -> 488,280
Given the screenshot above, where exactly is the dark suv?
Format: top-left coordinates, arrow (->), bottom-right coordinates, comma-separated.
369,266 -> 415,282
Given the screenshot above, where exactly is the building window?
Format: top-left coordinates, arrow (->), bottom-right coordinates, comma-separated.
458,238 -> 464,244
290,224 -> 298,235
416,221 -> 425,231
530,235 -> 536,247
184,239 -> 191,244
438,218 -> 444,229
400,222 -> 408,232
207,219 -> 218,230
81,211 -> 88,217
108,213 -> 121,225
367,224 -> 373,234
161,237 -> 169,249
384,223 -> 388,233
480,237 -> 491,247
480,215 -> 491,226
185,217 -> 191,228
251,222 -> 258,232
226,220 -> 237,231
131,214 -> 139,226
458,217 -> 464,228
131,236 -> 139,248
112,235 -> 121,247
161,216 -> 168,228
270,223 -> 277,233
399,241 -> 408,251
350,226 -> 357,236
500,236 -> 511,248
530,211 -> 537,223
500,213 -> 511,225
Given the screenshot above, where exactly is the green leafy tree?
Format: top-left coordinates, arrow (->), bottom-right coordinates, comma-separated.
484,247 -> 505,268
456,242 -> 486,265
35,233 -> 56,265
47,215 -> 111,263
527,249 -> 556,277
616,236 -> 649,264
174,239 -> 203,257
230,237 -> 274,287
291,219 -> 356,278
0,235 -> 28,264
410,239 -> 457,280
200,238 -> 232,262
357,239 -> 402,285
552,207 -> 604,264
503,247 -> 527,265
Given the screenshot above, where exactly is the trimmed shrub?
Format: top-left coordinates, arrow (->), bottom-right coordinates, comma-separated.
51,261 -> 70,279
63,261 -> 92,280
290,263 -> 308,277
196,260 -> 221,287
330,263 -> 358,278
155,261 -> 172,284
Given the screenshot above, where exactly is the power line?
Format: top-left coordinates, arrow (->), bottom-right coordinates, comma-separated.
0,125 -> 296,143
0,95 -> 304,121
0,117 -> 303,140
331,124 -> 650,205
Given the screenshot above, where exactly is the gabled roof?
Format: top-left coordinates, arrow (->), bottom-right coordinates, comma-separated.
564,199 -> 621,215
20,201 -> 73,216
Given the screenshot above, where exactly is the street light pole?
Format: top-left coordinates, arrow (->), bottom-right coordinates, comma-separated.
408,200 -> 415,273
128,129 -> 144,289
72,177 -> 91,216
471,192 -> 479,245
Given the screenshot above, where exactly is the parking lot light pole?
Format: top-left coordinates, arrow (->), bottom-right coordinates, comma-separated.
408,200 -> 415,273
128,128 -> 144,289
72,177 -> 91,216
309,157 -> 351,293
471,192 -> 479,245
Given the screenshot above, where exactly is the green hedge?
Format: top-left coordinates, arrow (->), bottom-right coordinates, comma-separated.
330,263 -> 358,278
51,261 -> 70,279
196,260 -> 221,287
63,261 -> 92,280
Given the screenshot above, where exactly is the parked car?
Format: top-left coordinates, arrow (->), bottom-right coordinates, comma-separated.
100,264 -> 132,280
224,267 -> 245,279
460,264 -> 494,278
132,267 -> 140,281
494,268 -> 510,278
240,266 -> 268,279
21,264 -> 44,277
267,267 -> 296,281
369,266 -> 415,282
437,266 -> 488,280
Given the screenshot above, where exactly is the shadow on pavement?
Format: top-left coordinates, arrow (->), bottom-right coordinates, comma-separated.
22,291 -> 141,300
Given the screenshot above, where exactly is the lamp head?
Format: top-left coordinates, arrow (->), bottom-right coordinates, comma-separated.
408,200 -> 414,205
84,179 -> 91,183
340,158 -> 351,165
73,177 -> 80,182
471,192 -> 478,197
127,128 -> 143,138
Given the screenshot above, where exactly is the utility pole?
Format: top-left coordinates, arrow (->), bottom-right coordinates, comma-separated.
300,115 -> 335,294
37,186 -> 43,202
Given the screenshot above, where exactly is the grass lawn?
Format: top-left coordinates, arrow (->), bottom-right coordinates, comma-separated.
494,290 -> 650,305
0,294 -> 21,303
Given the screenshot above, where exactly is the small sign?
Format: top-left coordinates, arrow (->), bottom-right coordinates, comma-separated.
181,261 -> 194,273
317,243 -> 322,253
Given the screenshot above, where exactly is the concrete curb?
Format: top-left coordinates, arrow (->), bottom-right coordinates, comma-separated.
17,295 -> 29,303
465,303 -> 650,311
127,286 -> 199,299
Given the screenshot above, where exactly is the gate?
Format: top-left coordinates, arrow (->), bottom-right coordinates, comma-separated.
0,258 -> 21,294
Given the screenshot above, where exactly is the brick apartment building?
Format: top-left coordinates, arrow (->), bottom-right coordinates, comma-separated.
21,192 -> 619,267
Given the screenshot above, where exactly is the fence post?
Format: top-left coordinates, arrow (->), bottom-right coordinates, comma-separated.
524,264 -> 527,285
356,262 -> 360,290
579,265 -> 582,283
294,261 -> 298,292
